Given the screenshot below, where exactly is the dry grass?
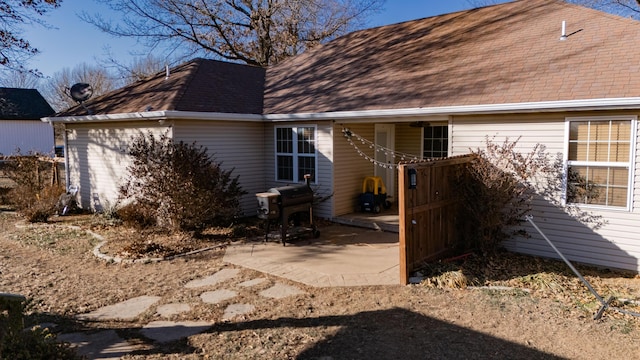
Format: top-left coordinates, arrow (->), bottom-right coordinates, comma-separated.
1,211 -> 640,359
416,251 -> 640,322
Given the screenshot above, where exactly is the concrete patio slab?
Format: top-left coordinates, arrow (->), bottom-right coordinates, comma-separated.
224,224 -> 400,287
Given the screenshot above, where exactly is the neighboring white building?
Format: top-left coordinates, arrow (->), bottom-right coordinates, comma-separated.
0,88 -> 55,157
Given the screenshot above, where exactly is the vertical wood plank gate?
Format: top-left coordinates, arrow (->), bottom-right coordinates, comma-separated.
398,155 -> 474,284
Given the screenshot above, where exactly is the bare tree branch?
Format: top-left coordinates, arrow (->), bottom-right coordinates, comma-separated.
566,0 -> 640,17
80,0 -> 384,67
0,69 -> 41,88
0,0 -> 60,74
40,62 -> 121,112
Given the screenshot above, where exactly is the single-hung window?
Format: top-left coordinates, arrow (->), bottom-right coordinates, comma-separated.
423,125 -> 449,159
276,126 -> 317,182
565,116 -> 636,209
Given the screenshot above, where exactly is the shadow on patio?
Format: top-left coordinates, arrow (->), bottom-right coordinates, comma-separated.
224,222 -> 400,287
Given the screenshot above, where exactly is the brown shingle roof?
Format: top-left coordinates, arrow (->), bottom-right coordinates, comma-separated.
57,58 -> 265,116
55,0 -> 640,118
264,0 -> 640,114
0,88 -> 54,120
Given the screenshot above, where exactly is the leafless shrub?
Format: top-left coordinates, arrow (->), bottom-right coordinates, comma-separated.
2,153 -> 64,222
118,132 -> 247,233
456,137 -> 602,254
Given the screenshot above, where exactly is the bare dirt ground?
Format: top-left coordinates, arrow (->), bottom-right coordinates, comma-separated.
1,211 -> 640,359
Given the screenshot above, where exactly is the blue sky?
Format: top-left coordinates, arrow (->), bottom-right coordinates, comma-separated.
23,0 -> 509,78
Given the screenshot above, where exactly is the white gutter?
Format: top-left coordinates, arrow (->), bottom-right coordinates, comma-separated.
42,97 -> 640,124
42,110 -> 263,123
264,97 -> 640,122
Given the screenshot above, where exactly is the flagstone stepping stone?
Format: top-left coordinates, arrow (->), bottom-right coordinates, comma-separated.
76,296 -> 161,321
156,303 -> 191,317
200,289 -> 237,304
58,329 -> 150,360
184,268 -> 241,288
259,283 -> 305,299
140,320 -> 212,343
239,278 -> 267,287
222,303 -> 255,321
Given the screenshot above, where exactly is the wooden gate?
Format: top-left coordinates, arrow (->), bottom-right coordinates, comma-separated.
398,155 -> 474,284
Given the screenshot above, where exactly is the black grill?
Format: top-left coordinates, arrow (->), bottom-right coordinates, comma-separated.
256,175 -> 319,245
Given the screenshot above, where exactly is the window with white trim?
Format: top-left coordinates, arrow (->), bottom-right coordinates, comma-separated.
275,126 -> 317,182
423,125 -> 449,158
565,116 -> 635,208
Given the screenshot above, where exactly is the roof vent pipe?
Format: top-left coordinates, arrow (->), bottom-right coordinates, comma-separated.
165,64 -> 170,79
560,20 -> 567,41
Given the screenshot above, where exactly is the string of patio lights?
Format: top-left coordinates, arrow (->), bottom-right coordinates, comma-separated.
342,127 -> 422,169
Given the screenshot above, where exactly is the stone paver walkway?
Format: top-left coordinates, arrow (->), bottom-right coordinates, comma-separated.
55,267 -> 306,359
50,224 -> 399,358
76,296 -> 162,321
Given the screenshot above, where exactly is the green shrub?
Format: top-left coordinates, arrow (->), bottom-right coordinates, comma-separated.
118,132 -> 247,233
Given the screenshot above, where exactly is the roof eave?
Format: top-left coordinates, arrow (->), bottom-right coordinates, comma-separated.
264,98 -> 640,122
42,110 -> 264,123
40,98 -> 640,124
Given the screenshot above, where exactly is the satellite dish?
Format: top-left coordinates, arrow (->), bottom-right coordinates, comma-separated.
69,83 -> 93,103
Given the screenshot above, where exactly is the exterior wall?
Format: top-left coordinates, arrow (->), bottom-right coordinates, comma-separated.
172,119 -> 265,217
263,121 -> 334,219
333,122 -> 423,216
65,121 -> 170,212
0,120 -> 54,156
395,123 -> 423,157
450,111 -> 640,273
333,123 -> 375,216
394,123 -> 423,200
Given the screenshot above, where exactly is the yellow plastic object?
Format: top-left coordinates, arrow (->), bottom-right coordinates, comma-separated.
362,176 -> 386,195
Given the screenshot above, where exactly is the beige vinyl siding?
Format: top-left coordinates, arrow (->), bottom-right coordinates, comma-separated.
65,121 -> 170,212
333,123 -> 376,216
172,119 -> 265,217
451,112 -> 640,272
333,122 -> 423,215
263,121 -> 333,219
0,120 -> 54,156
395,123 -> 422,157
634,123 -> 640,213
394,123 -> 423,200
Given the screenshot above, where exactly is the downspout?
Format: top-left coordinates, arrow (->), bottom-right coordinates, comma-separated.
63,124 -> 70,190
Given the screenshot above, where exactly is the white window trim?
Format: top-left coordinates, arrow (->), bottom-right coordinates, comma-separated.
420,121 -> 450,159
274,124 -> 318,184
562,115 -> 637,211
